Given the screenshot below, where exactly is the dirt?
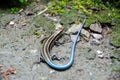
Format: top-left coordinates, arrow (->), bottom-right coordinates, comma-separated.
0,1 -> 120,80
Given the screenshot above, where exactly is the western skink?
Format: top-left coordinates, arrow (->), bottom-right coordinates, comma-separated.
41,18 -> 86,70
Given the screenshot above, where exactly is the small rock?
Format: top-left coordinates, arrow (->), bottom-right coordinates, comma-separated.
81,29 -> 90,38
91,33 -> 103,40
90,39 -> 101,46
9,21 -> 15,26
90,23 -> 102,33
44,14 -> 61,22
39,34 -> 46,43
30,49 -> 37,54
70,34 -> 80,42
98,54 -> 104,58
97,50 -> 104,58
66,23 -> 90,39
18,9 -> 23,13
22,22 -> 27,26
102,27 -> 112,35
97,50 -> 103,54
55,23 -> 63,30
49,70 -> 55,74
48,16 -> 60,22
66,23 -> 82,34
26,11 -> 34,16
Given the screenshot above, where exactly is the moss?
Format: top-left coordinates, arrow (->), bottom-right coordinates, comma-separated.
10,7 -> 21,14
94,12 -> 112,23
111,59 -> 120,72
111,49 -> 120,72
112,50 -> 120,61
0,13 -> 4,18
111,24 -> 120,48
112,66 -> 120,72
48,0 -> 119,26
48,0 -> 91,15
111,32 -> 120,47
110,50 -> 120,72
60,10 -> 82,29
32,15 -> 55,35
34,31 -> 41,36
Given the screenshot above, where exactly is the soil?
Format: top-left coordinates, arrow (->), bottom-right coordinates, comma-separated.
0,1 -> 120,80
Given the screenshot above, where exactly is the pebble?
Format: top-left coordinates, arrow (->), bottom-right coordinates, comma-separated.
90,39 -> 101,46
48,16 -> 61,22
55,23 -> 63,30
97,50 -> 102,54
66,23 -> 82,34
98,54 -> 104,58
90,23 -> 102,33
22,22 -> 27,26
97,50 -> 104,58
9,21 -> 15,26
25,11 -> 34,16
30,49 -> 37,54
81,29 -> 90,38
102,27 -> 112,35
91,33 -> 103,40
44,14 -> 61,22
49,70 -> 55,74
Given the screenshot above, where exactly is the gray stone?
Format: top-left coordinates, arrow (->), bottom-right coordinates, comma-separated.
66,23 -> 82,34
9,21 -> 15,26
44,14 -> 61,22
49,70 -> 55,74
66,23 -> 90,38
90,39 -> 101,46
97,50 -> 104,58
90,23 -> 102,33
81,28 -> 90,38
91,33 -> 103,40
70,34 -> 80,42
55,23 -> 63,30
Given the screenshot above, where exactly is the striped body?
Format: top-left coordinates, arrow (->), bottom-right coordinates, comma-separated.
42,19 -> 86,70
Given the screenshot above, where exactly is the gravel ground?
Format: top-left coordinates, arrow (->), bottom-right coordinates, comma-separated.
0,2 -> 120,80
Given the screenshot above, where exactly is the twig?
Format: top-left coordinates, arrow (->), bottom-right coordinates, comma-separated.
37,6 -> 48,15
